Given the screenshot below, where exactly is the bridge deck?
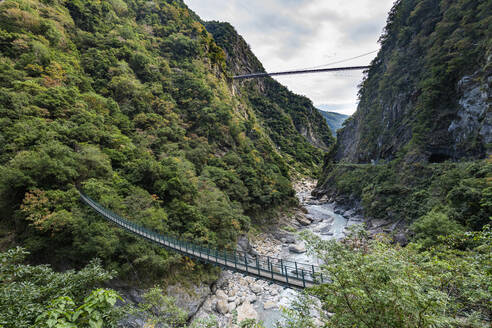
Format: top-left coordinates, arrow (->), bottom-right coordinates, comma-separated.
80,193 -> 321,289
233,65 -> 370,79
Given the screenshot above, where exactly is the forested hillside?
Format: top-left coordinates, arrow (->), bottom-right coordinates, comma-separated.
205,22 -> 334,171
309,2 -> 492,326
318,0 -> 491,229
335,0 -> 491,163
317,110 -> 349,137
0,0 -> 331,281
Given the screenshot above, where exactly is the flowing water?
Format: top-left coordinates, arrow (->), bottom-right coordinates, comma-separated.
191,183 -> 353,327
256,189 -> 349,327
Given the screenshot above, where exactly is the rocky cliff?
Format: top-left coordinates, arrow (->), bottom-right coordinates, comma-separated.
334,0 -> 491,163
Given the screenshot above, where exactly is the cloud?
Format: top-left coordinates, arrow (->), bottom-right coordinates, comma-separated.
185,0 -> 395,115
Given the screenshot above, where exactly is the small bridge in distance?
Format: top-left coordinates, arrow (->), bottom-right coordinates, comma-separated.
233,65 -> 370,79
79,192 -> 323,289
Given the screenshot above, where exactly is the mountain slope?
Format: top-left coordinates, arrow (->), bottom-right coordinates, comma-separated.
316,0 -> 491,231
335,0 -> 491,163
205,22 -> 334,173
318,110 -> 349,137
0,0 -> 330,279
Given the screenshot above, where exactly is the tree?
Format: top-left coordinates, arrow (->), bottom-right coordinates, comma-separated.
0,247 -> 117,328
294,226 -> 491,328
35,289 -> 123,328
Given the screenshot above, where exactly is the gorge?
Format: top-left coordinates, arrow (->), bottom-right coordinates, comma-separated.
0,0 -> 490,327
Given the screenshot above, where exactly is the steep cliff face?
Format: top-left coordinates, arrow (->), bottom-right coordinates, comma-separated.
335,0 -> 491,163
205,22 -> 334,166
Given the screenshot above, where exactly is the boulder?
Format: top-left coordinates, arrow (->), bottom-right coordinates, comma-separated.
237,235 -> 258,256
394,232 -> 409,246
289,243 -> 306,254
284,235 -> 296,244
343,209 -> 355,217
166,283 -> 211,319
320,224 -> 333,235
215,289 -> 227,300
236,302 -> 258,323
228,302 -> 237,312
246,295 -> 257,303
216,299 -> 229,314
263,301 -> 277,310
296,215 -> 312,226
250,283 -> 263,294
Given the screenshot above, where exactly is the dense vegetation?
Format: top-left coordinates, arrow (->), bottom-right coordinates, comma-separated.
294,226 -> 491,328
318,0 -> 491,233
310,1 -> 492,326
335,0 -> 491,162
318,157 -> 492,232
0,247 -> 121,328
317,110 -> 349,137
205,22 -> 334,174
0,0 -> 330,282
1,0 -> 490,327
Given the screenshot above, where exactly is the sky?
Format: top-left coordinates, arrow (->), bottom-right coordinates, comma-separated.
185,0 -> 395,115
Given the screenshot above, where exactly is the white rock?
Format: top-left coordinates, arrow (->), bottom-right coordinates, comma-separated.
228,302 -> 237,312
289,242 -> 306,254
236,302 -> 258,323
216,290 -> 227,300
246,295 -> 257,303
263,301 -> 277,310
250,283 -> 263,294
216,299 -> 229,314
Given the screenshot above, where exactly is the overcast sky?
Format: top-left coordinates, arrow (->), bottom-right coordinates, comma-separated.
185,0 -> 395,115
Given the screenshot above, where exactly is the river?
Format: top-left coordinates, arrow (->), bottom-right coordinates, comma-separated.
255,185 -> 348,327
191,180 -> 355,327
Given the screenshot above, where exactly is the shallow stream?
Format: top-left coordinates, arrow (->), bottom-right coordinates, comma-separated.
256,190 -> 348,327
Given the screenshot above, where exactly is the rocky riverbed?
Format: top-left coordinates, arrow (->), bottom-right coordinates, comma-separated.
118,179 -> 367,327
189,180 -> 364,327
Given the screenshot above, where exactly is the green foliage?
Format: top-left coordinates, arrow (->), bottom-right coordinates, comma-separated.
341,0 -> 492,162
411,210 -> 464,248
135,286 -> 187,328
35,289 -> 122,328
297,226 -> 491,328
205,21 -> 334,176
319,159 -> 492,231
0,0 -> 328,282
0,247 -> 116,328
275,295 -> 318,328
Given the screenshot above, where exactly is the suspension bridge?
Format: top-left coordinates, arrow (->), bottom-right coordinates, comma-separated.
233,65 -> 370,79
80,192 -> 323,289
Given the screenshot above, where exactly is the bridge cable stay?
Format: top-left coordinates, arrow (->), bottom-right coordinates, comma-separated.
295,49 -> 378,71
79,192 -> 322,289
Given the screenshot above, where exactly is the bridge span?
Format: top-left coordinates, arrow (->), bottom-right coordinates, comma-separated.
80,192 -> 323,289
233,65 -> 370,79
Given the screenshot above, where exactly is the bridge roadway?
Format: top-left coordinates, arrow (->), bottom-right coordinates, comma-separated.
80,192 -> 322,289
233,65 -> 370,79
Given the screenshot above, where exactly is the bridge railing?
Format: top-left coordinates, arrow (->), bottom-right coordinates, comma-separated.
79,192 -> 324,287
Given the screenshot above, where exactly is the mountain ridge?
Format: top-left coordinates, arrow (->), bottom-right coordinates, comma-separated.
317,110 -> 349,137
